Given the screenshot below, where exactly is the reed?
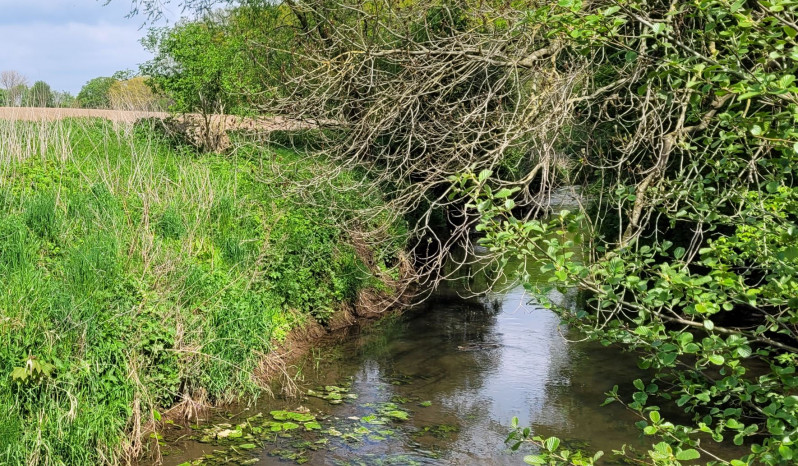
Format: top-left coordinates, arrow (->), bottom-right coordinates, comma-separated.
0,117 -> 400,465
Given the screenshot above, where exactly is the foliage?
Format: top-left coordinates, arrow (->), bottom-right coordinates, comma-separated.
443,0 -> 798,464
0,70 -> 28,106
507,417 -> 604,466
52,90 -> 77,108
26,81 -> 53,107
118,0 -> 798,463
0,118 -> 404,465
108,76 -> 163,111
77,76 -> 117,109
140,14 -> 260,116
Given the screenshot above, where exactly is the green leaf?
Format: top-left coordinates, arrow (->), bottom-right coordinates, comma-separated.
10,367 -> 27,381
708,354 -> 725,365
650,23 -> 666,35
675,449 -> 700,461
524,455 -> 546,464
545,437 -> 560,452
649,411 -> 661,423
766,181 -> 780,193
738,91 -> 761,100
304,421 -> 322,431
495,188 -> 518,198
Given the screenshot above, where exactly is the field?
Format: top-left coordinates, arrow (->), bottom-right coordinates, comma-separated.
0,117 -> 405,464
0,107 -> 168,122
0,107 -> 319,133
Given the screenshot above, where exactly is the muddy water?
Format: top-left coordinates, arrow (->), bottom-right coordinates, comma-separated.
159,248 -> 653,465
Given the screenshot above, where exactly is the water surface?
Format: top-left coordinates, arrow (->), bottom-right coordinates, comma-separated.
161,256 -> 649,465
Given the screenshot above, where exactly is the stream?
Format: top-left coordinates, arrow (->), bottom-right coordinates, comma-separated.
158,244 -> 652,465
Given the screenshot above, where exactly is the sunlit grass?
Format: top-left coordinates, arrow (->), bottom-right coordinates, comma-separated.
0,117 -> 396,465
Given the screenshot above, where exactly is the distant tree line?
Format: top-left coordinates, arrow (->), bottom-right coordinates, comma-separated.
0,70 -> 75,108
0,69 -> 167,111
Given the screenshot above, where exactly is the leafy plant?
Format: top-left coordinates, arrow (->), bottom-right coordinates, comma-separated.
10,356 -> 55,386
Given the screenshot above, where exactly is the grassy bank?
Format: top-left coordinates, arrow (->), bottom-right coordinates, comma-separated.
0,118 -> 405,464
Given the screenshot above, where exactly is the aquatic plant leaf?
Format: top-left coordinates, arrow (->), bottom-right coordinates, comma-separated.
304,421 -> 322,430
385,410 -> 409,421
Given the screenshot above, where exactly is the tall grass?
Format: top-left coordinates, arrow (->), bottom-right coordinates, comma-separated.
0,118 -> 400,465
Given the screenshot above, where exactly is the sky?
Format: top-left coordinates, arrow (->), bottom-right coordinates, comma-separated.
0,0 -> 180,94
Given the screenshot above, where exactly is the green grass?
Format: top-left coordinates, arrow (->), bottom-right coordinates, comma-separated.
0,118 -> 405,465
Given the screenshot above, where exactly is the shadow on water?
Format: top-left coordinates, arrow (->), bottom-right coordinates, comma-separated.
159,246 -> 650,465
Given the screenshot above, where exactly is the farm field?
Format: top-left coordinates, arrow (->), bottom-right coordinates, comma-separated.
0,107 -> 319,133
0,107 -> 168,122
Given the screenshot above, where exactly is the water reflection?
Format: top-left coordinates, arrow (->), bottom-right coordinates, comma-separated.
162,250 -> 648,465
255,280 -> 644,465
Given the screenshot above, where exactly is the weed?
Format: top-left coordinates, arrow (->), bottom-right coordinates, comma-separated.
156,204 -> 186,240
24,191 -> 59,241
0,118 -> 406,465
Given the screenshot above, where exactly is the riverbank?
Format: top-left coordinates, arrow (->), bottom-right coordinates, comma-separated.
0,118 -> 409,465
154,258 -> 650,466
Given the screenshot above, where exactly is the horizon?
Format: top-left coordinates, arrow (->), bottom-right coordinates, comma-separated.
0,0 -> 180,95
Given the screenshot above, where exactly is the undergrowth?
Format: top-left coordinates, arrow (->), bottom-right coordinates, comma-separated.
0,118 -> 405,465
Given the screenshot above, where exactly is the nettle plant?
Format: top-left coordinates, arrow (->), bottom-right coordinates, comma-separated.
453,0 -> 798,464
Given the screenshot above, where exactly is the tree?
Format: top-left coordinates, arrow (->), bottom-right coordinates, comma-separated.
458,2 -> 798,465
122,1 -> 798,464
51,91 -> 77,108
77,76 -> 117,109
0,70 -> 28,106
27,81 -> 53,108
141,15 -> 259,116
108,76 -> 161,111
140,13 -> 266,150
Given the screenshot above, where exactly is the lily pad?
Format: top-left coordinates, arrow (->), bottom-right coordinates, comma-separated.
216,429 -> 237,439
303,421 -> 322,431
282,422 -> 301,431
361,415 -> 386,425
270,410 -> 315,422
384,410 -> 409,421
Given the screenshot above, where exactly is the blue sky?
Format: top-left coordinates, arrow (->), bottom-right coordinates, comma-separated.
0,1 -> 180,94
